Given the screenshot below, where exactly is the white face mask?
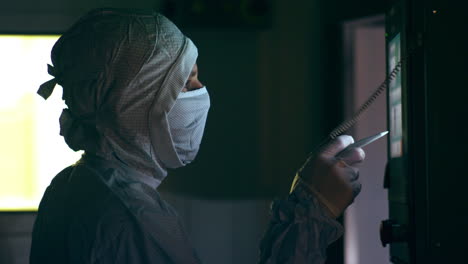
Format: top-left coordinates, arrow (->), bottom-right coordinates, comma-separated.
166,87 -> 210,165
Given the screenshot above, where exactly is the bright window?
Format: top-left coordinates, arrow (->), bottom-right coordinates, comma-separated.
0,35 -> 82,211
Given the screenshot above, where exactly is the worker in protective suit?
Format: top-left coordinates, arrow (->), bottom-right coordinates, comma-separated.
30,8 -> 365,264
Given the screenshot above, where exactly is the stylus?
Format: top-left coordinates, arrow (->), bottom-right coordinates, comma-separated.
336,131 -> 389,157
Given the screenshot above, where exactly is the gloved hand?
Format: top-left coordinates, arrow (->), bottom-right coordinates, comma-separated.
291,135 -> 365,218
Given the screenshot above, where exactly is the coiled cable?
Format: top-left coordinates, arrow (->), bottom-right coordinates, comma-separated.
297,56 -> 406,174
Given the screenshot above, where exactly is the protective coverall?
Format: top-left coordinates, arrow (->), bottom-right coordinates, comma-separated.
30,8 -> 344,264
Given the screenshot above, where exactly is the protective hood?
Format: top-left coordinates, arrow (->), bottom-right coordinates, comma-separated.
38,8 -> 199,187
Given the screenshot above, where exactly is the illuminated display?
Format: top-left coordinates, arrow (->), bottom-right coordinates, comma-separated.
388,33 -> 403,158
0,35 -> 82,211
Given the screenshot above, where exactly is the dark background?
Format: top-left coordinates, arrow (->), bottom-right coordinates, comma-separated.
158,0 -> 388,198
0,0 -> 388,198
0,1 -> 389,263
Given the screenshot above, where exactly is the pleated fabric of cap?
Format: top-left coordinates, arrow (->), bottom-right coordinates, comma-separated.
44,8 -> 198,185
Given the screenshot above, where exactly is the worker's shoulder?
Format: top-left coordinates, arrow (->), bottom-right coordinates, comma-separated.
57,162 -> 182,233
68,162 -> 178,221
47,165 -> 75,187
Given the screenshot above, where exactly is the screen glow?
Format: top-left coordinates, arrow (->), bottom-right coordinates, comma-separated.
0,35 -> 82,211
388,33 -> 403,158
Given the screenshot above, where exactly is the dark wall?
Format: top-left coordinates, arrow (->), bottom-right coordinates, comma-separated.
161,0 -> 324,198
0,213 -> 36,264
310,2 -> 387,263
0,1 -> 388,263
161,0 -> 389,199
0,0 -> 387,200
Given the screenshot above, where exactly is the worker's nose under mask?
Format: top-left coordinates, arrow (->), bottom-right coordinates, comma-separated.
167,87 -> 210,165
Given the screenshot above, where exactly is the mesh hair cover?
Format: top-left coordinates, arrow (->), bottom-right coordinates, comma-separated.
51,8 -> 198,184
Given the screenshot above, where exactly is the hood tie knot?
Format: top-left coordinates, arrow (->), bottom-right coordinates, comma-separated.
37,64 -> 62,100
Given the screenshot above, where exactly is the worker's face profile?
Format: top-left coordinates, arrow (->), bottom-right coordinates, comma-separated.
182,63 -> 204,92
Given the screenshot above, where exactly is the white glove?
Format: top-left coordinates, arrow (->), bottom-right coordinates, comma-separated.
291,135 -> 365,218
